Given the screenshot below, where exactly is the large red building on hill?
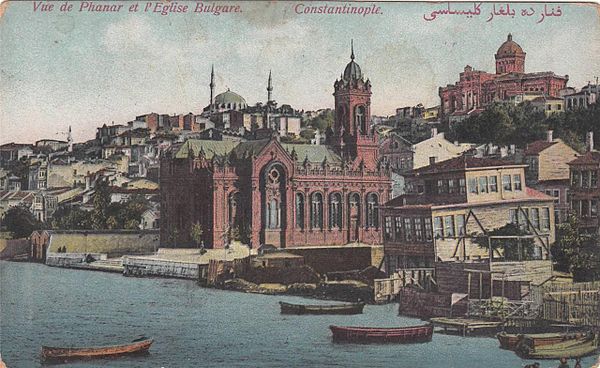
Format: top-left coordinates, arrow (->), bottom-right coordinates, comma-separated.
160,46 -> 393,249
439,34 -> 569,121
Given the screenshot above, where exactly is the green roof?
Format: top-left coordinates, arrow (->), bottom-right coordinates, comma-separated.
282,144 -> 341,164
175,139 -> 341,164
174,140 -> 238,159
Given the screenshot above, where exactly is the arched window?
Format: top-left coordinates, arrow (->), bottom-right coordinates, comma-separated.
329,193 -> 342,229
366,193 -> 379,229
295,193 -> 304,229
310,193 -> 323,230
267,198 -> 279,229
355,105 -> 366,134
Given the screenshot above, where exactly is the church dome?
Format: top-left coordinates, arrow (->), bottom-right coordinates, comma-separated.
342,41 -> 363,81
496,34 -> 524,57
343,60 -> 363,81
214,89 -> 247,107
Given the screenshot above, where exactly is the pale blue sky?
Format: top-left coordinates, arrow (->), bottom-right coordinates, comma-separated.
1,1 -> 599,143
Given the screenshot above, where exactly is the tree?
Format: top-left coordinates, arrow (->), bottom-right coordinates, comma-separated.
91,179 -> 111,229
473,223 -> 537,261
51,206 -> 93,230
190,222 -> 204,251
552,214 -> 600,281
1,206 -> 44,238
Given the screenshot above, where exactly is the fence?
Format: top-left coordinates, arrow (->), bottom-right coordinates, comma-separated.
374,268 -> 435,303
531,281 -> 600,327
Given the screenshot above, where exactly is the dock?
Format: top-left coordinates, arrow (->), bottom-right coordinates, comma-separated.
430,317 -> 502,336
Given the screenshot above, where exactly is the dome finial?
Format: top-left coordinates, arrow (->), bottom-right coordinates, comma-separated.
507,33 -> 512,41
350,39 -> 355,60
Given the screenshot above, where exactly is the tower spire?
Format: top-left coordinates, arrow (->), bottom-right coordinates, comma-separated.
267,69 -> 273,103
350,39 -> 355,60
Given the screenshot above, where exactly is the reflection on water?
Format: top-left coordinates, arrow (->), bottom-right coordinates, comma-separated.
1,261 -> 597,368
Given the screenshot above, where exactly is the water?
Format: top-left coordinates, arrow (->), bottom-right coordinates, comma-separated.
1,261 -> 597,368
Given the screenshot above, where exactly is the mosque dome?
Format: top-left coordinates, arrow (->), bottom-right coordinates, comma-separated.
214,89 -> 247,108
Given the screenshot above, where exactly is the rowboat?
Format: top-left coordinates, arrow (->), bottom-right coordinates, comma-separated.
41,338 -> 153,363
497,331 -> 590,350
329,324 -> 433,343
515,333 -> 599,360
279,301 -> 365,315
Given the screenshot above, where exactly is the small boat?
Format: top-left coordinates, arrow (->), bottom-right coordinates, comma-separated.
41,338 -> 153,363
515,333 -> 599,360
329,324 -> 434,344
497,331 -> 590,350
279,301 -> 365,315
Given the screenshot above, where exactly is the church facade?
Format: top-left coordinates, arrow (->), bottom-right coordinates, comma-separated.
160,46 -> 393,248
439,34 -> 569,121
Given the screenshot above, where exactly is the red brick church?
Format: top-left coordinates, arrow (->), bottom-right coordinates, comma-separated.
160,45 -> 393,249
439,34 -> 569,121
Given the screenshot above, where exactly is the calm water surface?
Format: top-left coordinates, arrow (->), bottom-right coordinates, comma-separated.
1,261 -> 598,368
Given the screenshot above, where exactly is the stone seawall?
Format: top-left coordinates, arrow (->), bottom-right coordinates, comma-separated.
123,256 -> 204,279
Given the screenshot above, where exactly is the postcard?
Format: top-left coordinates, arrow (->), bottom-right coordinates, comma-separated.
1,1 -> 599,367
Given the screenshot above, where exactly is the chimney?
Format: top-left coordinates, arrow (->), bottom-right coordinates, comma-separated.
587,131 -> 594,152
500,146 -> 508,158
431,127 -> 438,138
546,130 -> 553,143
510,144 -> 516,155
429,156 -> 437,165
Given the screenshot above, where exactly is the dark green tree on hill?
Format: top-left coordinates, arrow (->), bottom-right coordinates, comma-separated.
449,102 -> 600,150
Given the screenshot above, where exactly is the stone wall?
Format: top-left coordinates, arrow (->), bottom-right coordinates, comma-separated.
286,245 -> 374,274
123,256 -> 203,279
0,238 -> 28,260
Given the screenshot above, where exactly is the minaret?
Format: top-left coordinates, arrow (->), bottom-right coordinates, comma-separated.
267,70 -> 273,104
209,64 -> 215,111
67,125 -> 73,153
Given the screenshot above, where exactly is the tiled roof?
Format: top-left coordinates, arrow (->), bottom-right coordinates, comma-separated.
569,151 -> 600,165
524,140 -> 556,155
412,155 -> 520,175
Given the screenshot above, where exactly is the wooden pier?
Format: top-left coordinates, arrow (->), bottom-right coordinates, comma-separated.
430,317 -> 502,336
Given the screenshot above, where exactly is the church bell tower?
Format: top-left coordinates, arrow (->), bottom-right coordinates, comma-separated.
332,41 -> 377,166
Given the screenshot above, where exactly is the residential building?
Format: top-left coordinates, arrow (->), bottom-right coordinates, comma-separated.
568,132 -> 600,234
523,130 -> 579,223
381,156 -> 556,271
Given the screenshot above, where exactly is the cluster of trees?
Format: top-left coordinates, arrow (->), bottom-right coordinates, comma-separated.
1,179 -> 152,239
304,109 -> 334,133
1,206 -> 44,239
449,102 -> 599,151
552,215 -> 600,282
52,180 -> 150,230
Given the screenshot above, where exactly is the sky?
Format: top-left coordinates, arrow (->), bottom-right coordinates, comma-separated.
0,1 -> 599,144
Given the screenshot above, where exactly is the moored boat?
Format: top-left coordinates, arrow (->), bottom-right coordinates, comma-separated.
329,324 -> 434,343
497,331 -> 590,350
41,338 -> 153,363
515,333 -> 599,360
279,301 -> 365,315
